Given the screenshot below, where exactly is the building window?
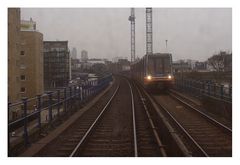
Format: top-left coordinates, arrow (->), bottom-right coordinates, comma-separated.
20,51 -> 25,55
20,75 -> 26,81
20,64 -> 26,69
20,87 -> 26,93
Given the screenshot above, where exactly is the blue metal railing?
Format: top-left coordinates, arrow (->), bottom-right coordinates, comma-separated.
174,78 -> 232,103
8,74 -> 113,149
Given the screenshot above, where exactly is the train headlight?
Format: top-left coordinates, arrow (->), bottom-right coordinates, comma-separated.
168,75 -> 172,79
147,75 -> 152,80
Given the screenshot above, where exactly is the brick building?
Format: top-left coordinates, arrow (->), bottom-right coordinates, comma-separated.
8,8 -> 21,103
19,30 -> 44,99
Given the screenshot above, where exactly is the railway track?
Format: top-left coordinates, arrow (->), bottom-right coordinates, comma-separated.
35,76 -> 167,157
72,78 -> 133,156
73,78 -> 167,156
152,90 -> 232,156
34,78 -> 120,156
169,89 -> 232,129
131,80 -> 167,157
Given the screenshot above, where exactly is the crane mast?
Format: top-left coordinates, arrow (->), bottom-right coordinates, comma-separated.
128,8 -> 136,63
146,8 -> 153,55
145,8 -> 153,76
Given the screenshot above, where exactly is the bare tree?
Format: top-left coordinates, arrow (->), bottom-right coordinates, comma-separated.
207,52 -> 225,72
207,51 -> 232,83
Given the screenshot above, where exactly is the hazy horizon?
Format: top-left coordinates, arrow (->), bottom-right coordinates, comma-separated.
21,8 -> 232,62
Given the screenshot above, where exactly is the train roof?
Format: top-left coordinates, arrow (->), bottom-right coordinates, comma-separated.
131,53 -> 172,65
143,53 -> 172,58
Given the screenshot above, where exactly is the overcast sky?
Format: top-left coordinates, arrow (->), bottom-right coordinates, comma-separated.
20,8 -> 232,61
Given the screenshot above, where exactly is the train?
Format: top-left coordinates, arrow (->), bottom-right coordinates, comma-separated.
131,53 -> 174,89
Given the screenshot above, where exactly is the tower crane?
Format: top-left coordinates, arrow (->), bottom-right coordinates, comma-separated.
146,8 -> 153,55
128,8 -> 136,63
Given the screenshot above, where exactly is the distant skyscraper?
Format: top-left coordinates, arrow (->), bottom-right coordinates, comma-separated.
71,47 -> 77,59
81,50 -> 88,62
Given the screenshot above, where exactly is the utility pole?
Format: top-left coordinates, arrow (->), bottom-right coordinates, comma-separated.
128,8 -> 136,63
165,39 -> 168,53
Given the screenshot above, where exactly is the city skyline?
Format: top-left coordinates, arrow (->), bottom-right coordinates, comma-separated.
21,8 -> 232,61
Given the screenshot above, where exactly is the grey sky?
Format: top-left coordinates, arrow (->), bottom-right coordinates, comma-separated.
21,8 -> 232,61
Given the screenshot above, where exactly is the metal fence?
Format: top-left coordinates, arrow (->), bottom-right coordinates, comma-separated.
8,74 -> 113,150
174,78 -> 232,103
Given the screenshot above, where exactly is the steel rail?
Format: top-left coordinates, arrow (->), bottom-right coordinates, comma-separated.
127,80 -> 138,157
134,81 -> 191,157
156,99 -> 209,156
69,85 -> 120,157
133,82 -> 167,156
169,89 -> 201,106
168,91 -> 232,134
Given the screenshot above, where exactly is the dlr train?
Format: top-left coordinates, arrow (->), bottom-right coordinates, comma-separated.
131,53 -> 174,89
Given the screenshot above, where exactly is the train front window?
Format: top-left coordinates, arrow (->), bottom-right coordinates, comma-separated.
147,59 -> 154,75
146,55 -> 171,76
163,58 -> 171,73
155,57 -> 170,75
155,58 -> 163,74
